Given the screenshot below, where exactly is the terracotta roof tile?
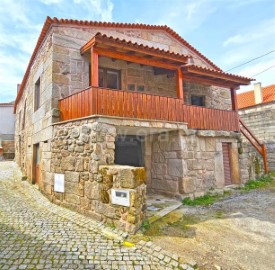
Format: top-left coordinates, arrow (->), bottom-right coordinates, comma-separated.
13,16 -> 232,111
185,64 -> 252,82
237,84 -> 275,109
82,32 -> 189,61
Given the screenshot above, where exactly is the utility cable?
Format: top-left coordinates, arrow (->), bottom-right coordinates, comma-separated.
225,49 -> 275,72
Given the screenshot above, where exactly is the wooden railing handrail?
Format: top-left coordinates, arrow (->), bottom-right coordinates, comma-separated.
239,118 -> 268,173
59,87 -> 240,133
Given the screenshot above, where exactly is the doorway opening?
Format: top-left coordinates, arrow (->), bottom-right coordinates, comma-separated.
222,142 -> 232,186
115,135 -> 144,167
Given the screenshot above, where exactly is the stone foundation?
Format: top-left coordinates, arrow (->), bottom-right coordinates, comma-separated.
147,129 -> 242,198
39,119 -> 146,233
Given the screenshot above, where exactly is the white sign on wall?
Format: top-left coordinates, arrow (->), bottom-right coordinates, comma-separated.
111,189 -> 130,207
54,174 -> 65,193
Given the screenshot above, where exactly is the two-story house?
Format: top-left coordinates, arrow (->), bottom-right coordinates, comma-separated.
14,17 -> 265,232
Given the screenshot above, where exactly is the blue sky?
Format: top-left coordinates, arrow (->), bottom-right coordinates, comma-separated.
0,0 -> 274,102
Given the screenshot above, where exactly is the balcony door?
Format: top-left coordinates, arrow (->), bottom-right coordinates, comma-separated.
99,68 -> 121,90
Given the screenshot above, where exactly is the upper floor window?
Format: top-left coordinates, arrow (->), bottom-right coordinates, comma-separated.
99,68 -> 120,89
191,95 -> 205,107
34,78 -> 40,111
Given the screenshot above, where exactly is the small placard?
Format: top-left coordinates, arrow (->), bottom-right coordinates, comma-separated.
111,189 -> 130,207
54,174 -> 65,193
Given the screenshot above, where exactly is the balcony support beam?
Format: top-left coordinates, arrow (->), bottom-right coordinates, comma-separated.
90,47 -> 99,87
177,68 -> 184,101
230,87 -> 238,111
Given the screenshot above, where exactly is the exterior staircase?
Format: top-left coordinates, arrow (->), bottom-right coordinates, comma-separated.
239,118 -> 268,173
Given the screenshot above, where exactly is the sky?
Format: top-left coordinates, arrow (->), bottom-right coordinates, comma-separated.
0,0 -> 274,102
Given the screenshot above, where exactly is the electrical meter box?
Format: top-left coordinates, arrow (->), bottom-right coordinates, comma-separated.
111,189 -> 130,207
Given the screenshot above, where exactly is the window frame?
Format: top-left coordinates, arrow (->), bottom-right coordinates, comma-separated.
191,95 -> 205,107
99,67 -> 121,90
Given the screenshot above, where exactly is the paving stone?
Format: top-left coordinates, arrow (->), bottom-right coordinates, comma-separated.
0,161 -> 185,270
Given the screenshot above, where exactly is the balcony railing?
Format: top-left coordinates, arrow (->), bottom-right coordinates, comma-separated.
59,87 -> 240,132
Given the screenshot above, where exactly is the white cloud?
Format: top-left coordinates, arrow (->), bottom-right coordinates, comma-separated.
40,0 -> 63,4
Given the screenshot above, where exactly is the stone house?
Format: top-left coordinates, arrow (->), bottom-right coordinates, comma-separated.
238,83 -> 275,172
0,101 -> 15,160
14,17 -> 263,232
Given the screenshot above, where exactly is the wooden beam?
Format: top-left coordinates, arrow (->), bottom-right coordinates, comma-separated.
185,66 -> 251,85
90,47 -> 98,87
230,87 -> 238,111
183,74 -> 238,89
94,47 -> 178,70
177,68 -> 184,100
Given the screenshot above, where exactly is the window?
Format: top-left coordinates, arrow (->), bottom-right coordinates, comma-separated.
191,95 -> 205,107
99,68 -> 120,89
34,78 -> 41,111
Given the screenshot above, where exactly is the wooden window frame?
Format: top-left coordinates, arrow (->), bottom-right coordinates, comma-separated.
99,67 -> 121,90
191,95 -> 205,107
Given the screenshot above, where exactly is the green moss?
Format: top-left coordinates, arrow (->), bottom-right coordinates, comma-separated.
240,172 -> 275,191
182,194 -> 221,206
133,168 -> 146,184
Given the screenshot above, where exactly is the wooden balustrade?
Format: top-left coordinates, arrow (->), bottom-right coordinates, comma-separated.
59,87 -> 240,132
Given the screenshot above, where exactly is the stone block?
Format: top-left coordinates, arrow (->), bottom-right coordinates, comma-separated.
61,156 -> 75,171
95,201 -> 116,219
79,133 -> 89,143
182,177 -> 195,194
152,179 -> 178,194
65,171 -> 79,183
65,182 -> 79,194
167,159 -> 187,177
75,158 -> 84,172
65,193 -> 80,204
85,181 -> 100,200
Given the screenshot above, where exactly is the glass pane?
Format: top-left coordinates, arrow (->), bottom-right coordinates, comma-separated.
191,96 -> 204,107
107,70 -> 119,89
99,69 -> 104,87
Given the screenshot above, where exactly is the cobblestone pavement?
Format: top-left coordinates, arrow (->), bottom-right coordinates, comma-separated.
0,162 -> 189,270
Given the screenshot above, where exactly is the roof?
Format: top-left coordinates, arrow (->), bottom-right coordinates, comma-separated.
81,32 -> 189,69
182,64 -> 252,87
14,16 -> 221,112
237,84 -> 275,109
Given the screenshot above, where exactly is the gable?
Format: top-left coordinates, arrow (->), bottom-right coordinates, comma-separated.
14,16 -> 221,111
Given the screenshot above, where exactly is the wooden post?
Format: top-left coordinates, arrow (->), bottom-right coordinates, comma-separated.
177,68 -> 184,101
90,47 -> 99,87
262,144 -> 269,174
230,87 -> 238,111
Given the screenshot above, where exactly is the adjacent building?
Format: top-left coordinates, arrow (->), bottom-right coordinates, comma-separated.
14,17 -> 262,232
238,83 -> 275,171
0,102 -> 15,160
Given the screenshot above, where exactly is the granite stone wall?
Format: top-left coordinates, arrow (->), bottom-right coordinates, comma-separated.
148,130 -> 242,198
40,120 -> 146,233
239,102 -> 275,171
184,81 -> 232,110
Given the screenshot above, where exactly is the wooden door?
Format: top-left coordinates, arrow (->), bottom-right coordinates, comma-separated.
222,143 -> 232,186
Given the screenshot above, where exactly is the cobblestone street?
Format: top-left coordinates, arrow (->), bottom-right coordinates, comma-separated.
0,162 -> 185,270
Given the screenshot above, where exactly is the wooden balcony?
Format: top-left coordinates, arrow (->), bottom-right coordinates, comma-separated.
59,87 -> 240,132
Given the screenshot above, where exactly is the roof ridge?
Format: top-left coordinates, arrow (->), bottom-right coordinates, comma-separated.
14,16 -> 222,111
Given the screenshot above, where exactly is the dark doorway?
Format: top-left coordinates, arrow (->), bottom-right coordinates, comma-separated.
222,142 -> 232,186
115,135 -> 144,167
